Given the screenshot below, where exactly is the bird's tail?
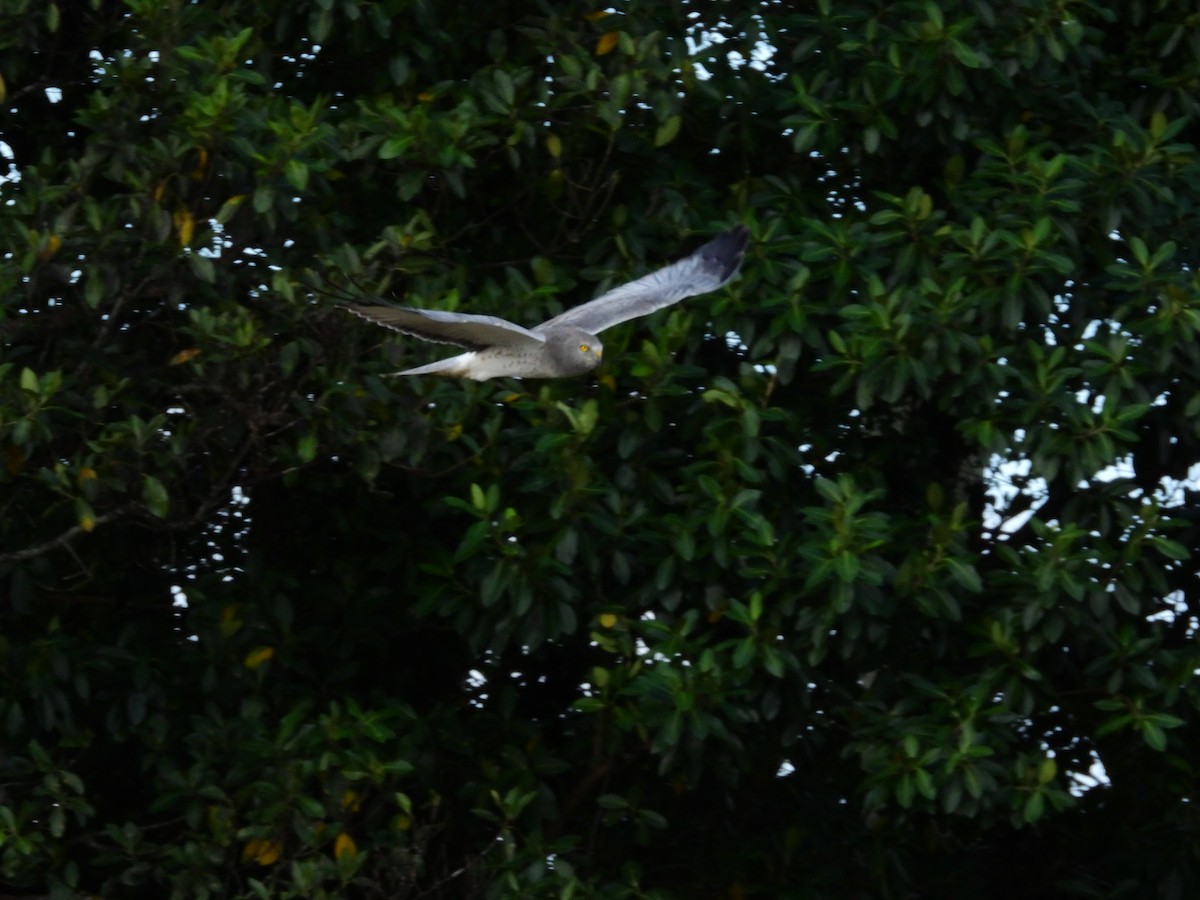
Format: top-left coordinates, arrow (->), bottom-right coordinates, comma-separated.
387,352 -> 476,378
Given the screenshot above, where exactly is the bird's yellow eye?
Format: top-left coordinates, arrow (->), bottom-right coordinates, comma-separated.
579,344 -> 590,353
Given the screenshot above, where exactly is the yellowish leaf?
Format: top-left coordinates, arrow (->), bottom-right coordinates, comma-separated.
584,10 -> 610,21
153,180 -> 168,203
546,133 -> 562,159
207,803 -> 232,835
0,72 -> 6,104
169,348 -> 202,366
191,146 -> 209,180
220,605 -> 242,636
598,374 -> 616,391
417,90 -> 434,102
341,790 -> 363,811
244,646 -> 275,669
334,832 -> 357,860
242,838 -> 283,866
77,498 -> 96,533
78,467 -> 98,484
173,207 -> 195,247
393,813 -> 412,831
1038,756 -> 1057,783
39,234 -> 62,261
445,423 -> 463,441
595,31 -> 619,56
257,840 -> 282,865
544,167 -> 565,201
216,194 -> 246,225
598,613 -> 618,628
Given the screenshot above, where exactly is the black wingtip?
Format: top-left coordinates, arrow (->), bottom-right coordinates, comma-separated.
699,224 -> 751,283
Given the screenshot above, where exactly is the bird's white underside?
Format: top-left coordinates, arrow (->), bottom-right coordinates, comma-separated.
451,349 -> 561,381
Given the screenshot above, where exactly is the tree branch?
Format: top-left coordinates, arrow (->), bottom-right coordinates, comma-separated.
0,502 -> 139,564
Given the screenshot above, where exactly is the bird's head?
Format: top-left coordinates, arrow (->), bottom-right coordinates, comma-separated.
549,327 -> 604,375
577,338 -> 603,361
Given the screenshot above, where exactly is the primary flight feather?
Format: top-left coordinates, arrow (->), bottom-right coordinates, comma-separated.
347,225 -> 750,380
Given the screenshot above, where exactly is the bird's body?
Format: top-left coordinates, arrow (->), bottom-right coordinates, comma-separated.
347,225 -> 750,380
395,326 -> 602,380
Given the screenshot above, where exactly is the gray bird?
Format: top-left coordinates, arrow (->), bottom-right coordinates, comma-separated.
346,225 -> 750,380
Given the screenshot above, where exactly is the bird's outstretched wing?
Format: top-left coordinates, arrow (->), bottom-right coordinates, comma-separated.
346,305 -> 546,351
535,225 -> 749,336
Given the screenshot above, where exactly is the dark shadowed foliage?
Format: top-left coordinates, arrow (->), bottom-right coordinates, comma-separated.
3,2 -> 1200,897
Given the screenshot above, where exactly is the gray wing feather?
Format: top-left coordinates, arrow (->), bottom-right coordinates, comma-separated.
346,305 -> 546,351
535,225 -> 749,336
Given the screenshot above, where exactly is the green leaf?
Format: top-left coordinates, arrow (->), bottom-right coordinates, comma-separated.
279,341 -> 300,375
297,433 -> 317,464
380,136 -> 412,160
142,475 -> 169,518
1140,721 -> 1166,752
285,159 -> 309,191
493,70 -> 514,106
654,115 -> 682,147
813,477 -> 842,503
944,557 -> 983,592
950,40 -> 984,68
833,551 -> 859,583
1023,790 -> 1045,823
1129,236 -> 1148,267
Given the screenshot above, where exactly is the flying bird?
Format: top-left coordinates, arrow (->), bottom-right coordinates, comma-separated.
346,225 -> 750,380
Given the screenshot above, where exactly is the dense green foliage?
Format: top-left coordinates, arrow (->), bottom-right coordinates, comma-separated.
3,0 -> 1200,896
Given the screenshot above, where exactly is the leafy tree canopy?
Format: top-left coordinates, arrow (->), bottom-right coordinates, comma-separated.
3,0 -> 1200,897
